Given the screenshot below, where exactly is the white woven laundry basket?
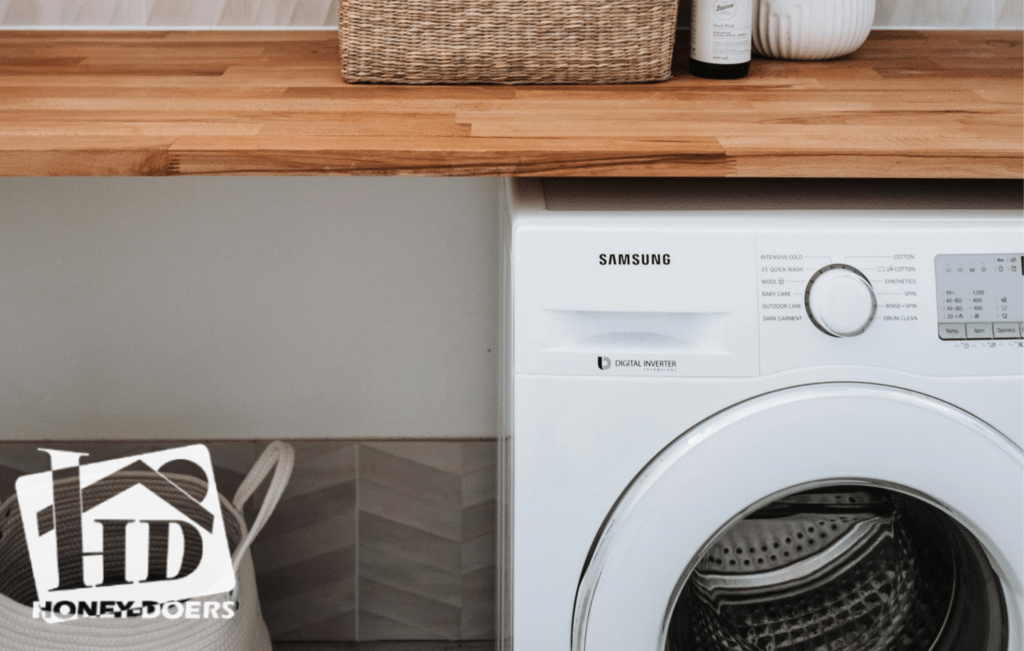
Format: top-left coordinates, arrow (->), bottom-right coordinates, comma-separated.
0,441 -> 295,651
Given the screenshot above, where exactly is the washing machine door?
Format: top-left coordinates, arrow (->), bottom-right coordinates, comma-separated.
573,383 -> 1023,651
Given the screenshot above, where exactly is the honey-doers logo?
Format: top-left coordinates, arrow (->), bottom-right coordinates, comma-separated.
16,444 -> 235,621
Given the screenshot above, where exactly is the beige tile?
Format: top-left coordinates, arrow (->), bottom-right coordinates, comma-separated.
461,565 -> 496,640
461,500 -> 495,542
359,445 -> 461,507
277,441 -> 356,499
361,544 -> 462,608
252,510 -> 356,572
3,0 -> 142,25
460,605 -> 496,641
272,610 -> 357,642
206,440 -> 261,475
361,477 -> 461,541
260,479 -> 356,539
874,0 -> 993,27
258,547 -> 356,640
460,441 -> 495,475
360,577 -> 461,639
364,441 -> 463,474
461,531 -> 496,575
262,577 -> 356,640
360,511 -> 461,574
258,545 -> 355,597
461,464 -> 495,509
359,610 -> 447,642
0,464 -> 22,504
245,440 -> 357,605
996,0 -> 1023,27
0,444 -> 54,479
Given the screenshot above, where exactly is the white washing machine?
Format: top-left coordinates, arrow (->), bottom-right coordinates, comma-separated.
498,178 -> 1024,651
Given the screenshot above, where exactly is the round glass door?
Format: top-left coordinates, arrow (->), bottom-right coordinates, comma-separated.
572,384 -> 1022,651
665,484 -> 1008,651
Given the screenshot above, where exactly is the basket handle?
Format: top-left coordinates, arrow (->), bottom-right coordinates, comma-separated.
230,440 -> 295,571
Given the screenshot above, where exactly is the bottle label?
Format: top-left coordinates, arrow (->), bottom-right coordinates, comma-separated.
691,0 -> 752,65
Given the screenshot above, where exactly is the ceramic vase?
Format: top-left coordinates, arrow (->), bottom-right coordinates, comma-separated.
752,0 -> 876,60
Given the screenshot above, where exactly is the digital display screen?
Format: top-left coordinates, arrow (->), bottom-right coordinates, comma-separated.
935,254 -> 1023,340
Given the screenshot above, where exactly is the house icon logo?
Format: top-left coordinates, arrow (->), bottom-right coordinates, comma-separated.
15,444 -> 235,613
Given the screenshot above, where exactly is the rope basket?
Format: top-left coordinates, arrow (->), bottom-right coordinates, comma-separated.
0,441 -> 294,651
338,0 -> 681,84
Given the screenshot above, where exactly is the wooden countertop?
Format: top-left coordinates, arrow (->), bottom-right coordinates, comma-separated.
0,29 -> 1020,177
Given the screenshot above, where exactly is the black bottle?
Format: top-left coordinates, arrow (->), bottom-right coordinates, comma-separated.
689,0 -> 753,79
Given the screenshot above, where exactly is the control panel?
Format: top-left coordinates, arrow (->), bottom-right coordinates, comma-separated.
755,230 -> 1022,377
517,178 -> 1024,379
935,254 -> 1022,341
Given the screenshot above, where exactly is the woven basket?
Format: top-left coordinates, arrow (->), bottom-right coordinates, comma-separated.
0,441 -> 294,651
338,0 -> 681,84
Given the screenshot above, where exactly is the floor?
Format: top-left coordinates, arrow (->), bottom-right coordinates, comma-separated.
274,644 -> 494,651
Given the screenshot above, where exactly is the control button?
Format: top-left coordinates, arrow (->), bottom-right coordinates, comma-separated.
966,323 -> 993,339
938,323 -> 966,340
805,265 -> 877,337
993,322 -> 1023,339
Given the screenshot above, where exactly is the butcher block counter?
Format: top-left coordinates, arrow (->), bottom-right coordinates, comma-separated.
0,29 -> 1019,178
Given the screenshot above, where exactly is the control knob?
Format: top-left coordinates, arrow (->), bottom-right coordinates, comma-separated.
805,264 -> 877,337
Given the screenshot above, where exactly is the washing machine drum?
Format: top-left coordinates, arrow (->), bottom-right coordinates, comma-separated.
667,486 -> 1006,651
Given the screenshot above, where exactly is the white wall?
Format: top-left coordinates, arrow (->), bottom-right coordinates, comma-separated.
0,177 -> 500,441
0,0 -> 1020,28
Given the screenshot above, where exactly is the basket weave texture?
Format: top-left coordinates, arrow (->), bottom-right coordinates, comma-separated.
338,0 -> 681,84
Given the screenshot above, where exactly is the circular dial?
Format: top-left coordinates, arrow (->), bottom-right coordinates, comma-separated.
804,264 -> 877,337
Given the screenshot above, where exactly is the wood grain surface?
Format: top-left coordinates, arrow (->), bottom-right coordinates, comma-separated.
0,29 -> 1020,177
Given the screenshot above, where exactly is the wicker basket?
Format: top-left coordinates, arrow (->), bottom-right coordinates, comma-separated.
338,0 -> 681,85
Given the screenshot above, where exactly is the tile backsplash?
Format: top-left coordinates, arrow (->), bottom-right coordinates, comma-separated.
2,0 -> 1021,27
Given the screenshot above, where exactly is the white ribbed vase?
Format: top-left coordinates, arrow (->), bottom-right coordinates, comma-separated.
753,0 -> 875,60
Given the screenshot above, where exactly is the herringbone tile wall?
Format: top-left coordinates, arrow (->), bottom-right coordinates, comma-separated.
357,442 -> 495,640
251,441 -> 358,641
0,439 -> 496,643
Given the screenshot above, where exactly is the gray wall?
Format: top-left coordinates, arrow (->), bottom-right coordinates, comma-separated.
0,178 -> 500,442
1,0 -> 1021,27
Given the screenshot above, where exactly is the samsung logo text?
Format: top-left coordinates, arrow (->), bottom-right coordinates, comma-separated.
598,253 -> 671,266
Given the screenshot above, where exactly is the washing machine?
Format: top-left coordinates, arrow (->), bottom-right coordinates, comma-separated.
498,178 -> 1024,651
